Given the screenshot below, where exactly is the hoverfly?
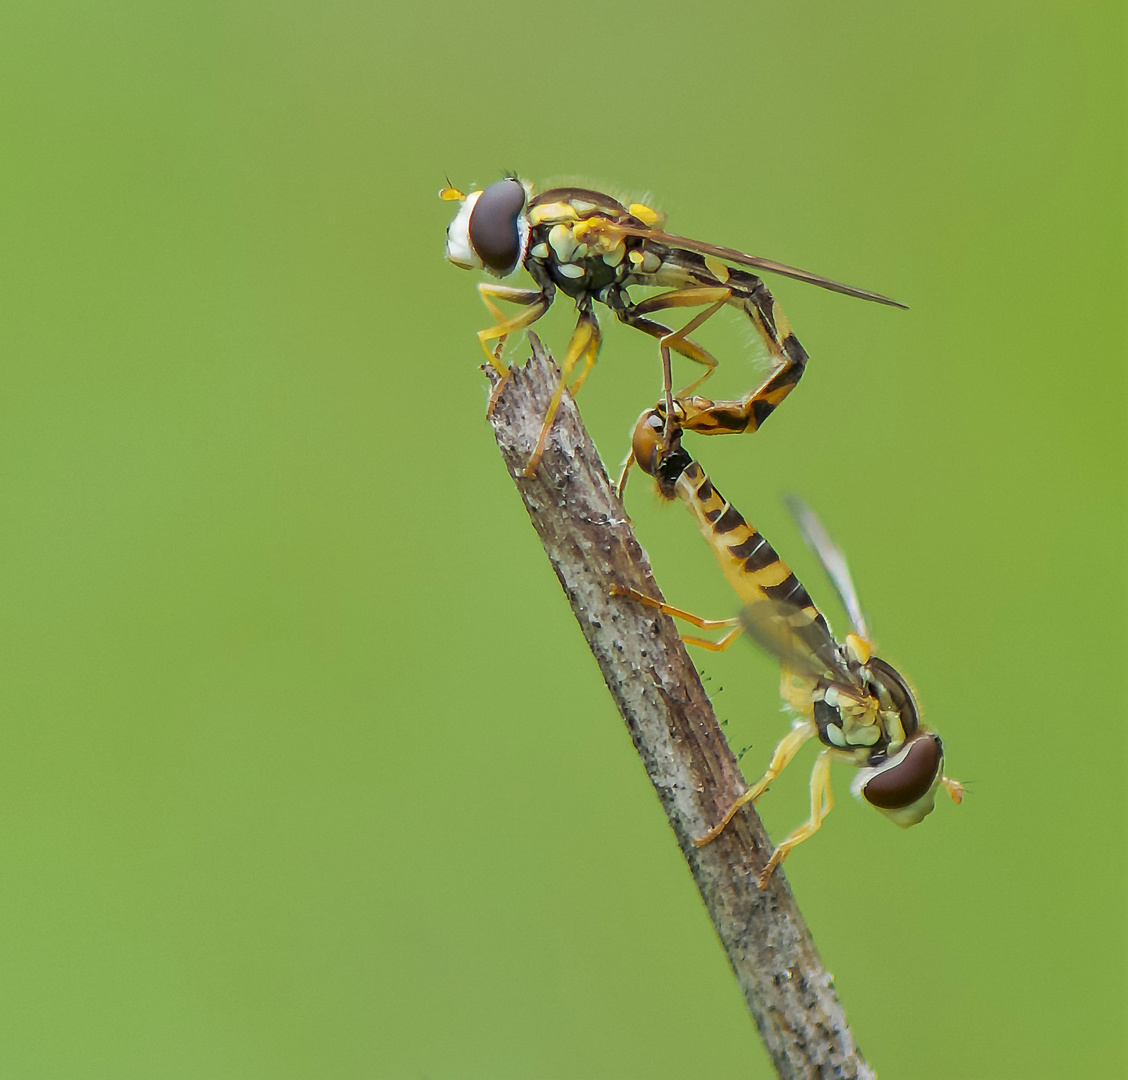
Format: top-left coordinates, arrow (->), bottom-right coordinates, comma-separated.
441,177 -> 905,476
615,409 -> 962,887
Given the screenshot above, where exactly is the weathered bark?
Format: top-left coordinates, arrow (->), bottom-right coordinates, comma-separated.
486,336 -> 874,1080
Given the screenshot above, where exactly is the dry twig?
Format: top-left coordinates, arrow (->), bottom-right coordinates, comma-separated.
486,336 -> 874,1080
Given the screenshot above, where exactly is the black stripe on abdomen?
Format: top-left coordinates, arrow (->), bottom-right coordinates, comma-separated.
713,505 -> 743,533
728,532 -> 779,575
763,573 -> 813,609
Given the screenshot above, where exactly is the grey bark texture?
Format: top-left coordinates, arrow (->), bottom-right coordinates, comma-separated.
486,336 -> 875,1080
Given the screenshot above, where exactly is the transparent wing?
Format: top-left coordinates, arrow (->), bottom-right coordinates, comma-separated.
612,225 -> 908,308
739,598 -> 855,686
784,495 -> 870,642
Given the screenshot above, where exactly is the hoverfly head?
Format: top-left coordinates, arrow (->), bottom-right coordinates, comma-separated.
630,408 -> 690,500
854,731 -> 946,828
443,177 -> 530,277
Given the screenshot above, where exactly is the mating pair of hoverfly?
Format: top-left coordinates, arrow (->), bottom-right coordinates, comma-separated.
442,176 -> 962,886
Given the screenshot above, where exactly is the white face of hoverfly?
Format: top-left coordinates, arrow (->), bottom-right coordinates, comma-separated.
852,732 -> 946,828
443,189 -> 482,270
443,178 -> 530,277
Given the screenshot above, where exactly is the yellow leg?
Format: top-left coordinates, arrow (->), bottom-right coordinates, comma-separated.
523,310 -> 600,477
476,283 -> 549,376
633,287 -> 732,397
758,749 -> 834,888
614,448 -> 636,502
567,318 -> 601,394
616,306 -> 720,382
609,584 -> 742,650
695,721 -> 817,846
614,288 -> 725,414
681,628 -> 744,651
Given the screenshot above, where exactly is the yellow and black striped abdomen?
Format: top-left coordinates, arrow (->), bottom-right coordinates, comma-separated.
674,462 -> 835,661
674,462 -> 796,604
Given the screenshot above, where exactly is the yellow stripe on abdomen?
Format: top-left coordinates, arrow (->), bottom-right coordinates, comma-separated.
675,468 -> 796,607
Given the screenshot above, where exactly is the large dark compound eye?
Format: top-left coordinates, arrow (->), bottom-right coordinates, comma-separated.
629,410 -> 691,499
862,734 -> 943,810
866,656 -> 920,739
469,178 -> 526,274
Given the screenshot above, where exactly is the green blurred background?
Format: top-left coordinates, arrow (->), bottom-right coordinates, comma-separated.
0,1 -> 1123,1076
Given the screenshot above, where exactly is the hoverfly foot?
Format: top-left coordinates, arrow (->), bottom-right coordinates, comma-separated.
757,857 -> 782,890
522,436 -> 548,478
693,820 -> 728,848
485,366 -> 514,419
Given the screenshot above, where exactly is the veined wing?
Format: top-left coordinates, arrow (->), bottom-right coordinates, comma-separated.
784,495 -> 870,641
739,598 -> 855,687
612,223 -> 907,308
